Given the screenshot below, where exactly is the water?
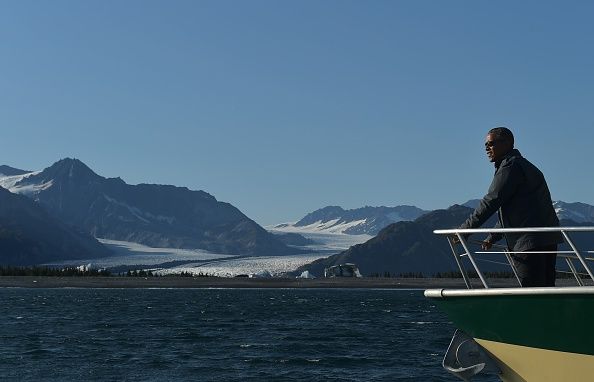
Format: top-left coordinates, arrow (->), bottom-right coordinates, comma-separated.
0,289 -> 499,381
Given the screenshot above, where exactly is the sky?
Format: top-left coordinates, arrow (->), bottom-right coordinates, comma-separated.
1,0 -> 593,225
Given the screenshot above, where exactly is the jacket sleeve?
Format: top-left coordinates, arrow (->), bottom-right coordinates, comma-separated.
460,161 -> 523,231
486,219 -> 503,243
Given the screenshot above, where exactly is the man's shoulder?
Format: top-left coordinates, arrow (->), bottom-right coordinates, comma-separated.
500,153 -> 524,169
500,152 -> 544,180
501,149 -> 531,167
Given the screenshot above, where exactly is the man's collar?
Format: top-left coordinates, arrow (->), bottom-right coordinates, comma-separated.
495,149 -> 522,168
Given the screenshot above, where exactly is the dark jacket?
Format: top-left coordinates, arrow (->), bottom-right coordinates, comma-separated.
460,149 -> 561,251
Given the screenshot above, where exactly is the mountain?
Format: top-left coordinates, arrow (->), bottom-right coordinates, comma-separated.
554,201 -> 594,223
296,205 -> 500,276
2,158 -> 296,256
0,186 -> 111,265
462,199 -> 481,209
272,232 -> 316,247
278,199 -> 594,238
274,205 -> 428,235
0,165 -> 31,177
464,199 -> 594,224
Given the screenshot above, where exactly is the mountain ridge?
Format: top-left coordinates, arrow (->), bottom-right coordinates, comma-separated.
2,158 -> 297,257
0,165 -> 31,177
277,200 -> 594,237
464,198 -> 594,223
275,205 -> 429,235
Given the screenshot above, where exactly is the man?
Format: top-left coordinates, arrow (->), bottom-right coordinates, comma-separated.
459,127 -> 562,287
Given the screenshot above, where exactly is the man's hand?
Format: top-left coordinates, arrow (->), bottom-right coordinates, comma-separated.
481,240 -> 493,250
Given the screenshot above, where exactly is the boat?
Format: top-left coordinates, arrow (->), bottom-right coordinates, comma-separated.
425,226 -> 594,381
324,263 -> 362,278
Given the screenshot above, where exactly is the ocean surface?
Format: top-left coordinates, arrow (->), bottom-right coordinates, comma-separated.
0,289 -> 499,381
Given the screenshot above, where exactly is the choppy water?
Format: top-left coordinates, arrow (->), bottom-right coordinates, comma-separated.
0,289 -> 499,381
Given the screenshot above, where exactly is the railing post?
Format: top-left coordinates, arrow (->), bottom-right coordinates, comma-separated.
447,236 -> 472,289
456,233 -> 489,288
503,250 -> 522,286
562,230 -> 594,283
565,257 -> 584,286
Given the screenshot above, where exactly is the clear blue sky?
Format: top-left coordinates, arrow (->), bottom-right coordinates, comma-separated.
2,1 -> 593,225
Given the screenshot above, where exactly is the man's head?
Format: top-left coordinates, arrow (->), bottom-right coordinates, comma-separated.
485,127 -> 514,163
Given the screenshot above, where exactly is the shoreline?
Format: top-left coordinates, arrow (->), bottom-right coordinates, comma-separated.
0,276 -> 526,289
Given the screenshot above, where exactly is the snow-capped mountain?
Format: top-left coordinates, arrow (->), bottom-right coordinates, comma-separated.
464,199 -> 594,223
554,201 -> 594,223
0,165 -> 42,194
0,169 -> 47,196
272,205 -> 428,235
297,205 -> 487,276
0,158 -> 297,257
275,197 -> 594,238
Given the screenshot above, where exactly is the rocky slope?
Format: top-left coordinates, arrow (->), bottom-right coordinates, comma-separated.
2,158 -> 296,256
0,186 -> 111,265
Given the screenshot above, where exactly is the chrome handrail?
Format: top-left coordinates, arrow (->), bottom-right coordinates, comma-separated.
434,226 -> 594,289
435,227 -> 594,234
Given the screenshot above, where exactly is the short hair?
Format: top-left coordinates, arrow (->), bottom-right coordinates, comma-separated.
488,127 -> 514,147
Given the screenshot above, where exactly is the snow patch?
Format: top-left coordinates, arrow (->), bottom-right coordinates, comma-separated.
269,219 -> 369,235
0,171 -> 42,193
12,180 -> 54,195
267,228 -> 371,251
156,253 -> 329,277
76,263 -> 92,272
297,270 -> 315,279
44,239 -> 232,268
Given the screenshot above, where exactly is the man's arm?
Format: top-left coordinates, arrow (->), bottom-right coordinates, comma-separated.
486,218 -> 504,242
460,161 -> 523,230
482,219 -> 503,249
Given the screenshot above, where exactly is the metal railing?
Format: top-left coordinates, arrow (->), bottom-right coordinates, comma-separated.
434,227 -> 594,289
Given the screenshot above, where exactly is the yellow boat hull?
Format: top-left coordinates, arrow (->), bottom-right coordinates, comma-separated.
477,337 -> 594,381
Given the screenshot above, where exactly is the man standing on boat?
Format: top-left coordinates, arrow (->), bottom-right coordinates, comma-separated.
459,127 -> 562,287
